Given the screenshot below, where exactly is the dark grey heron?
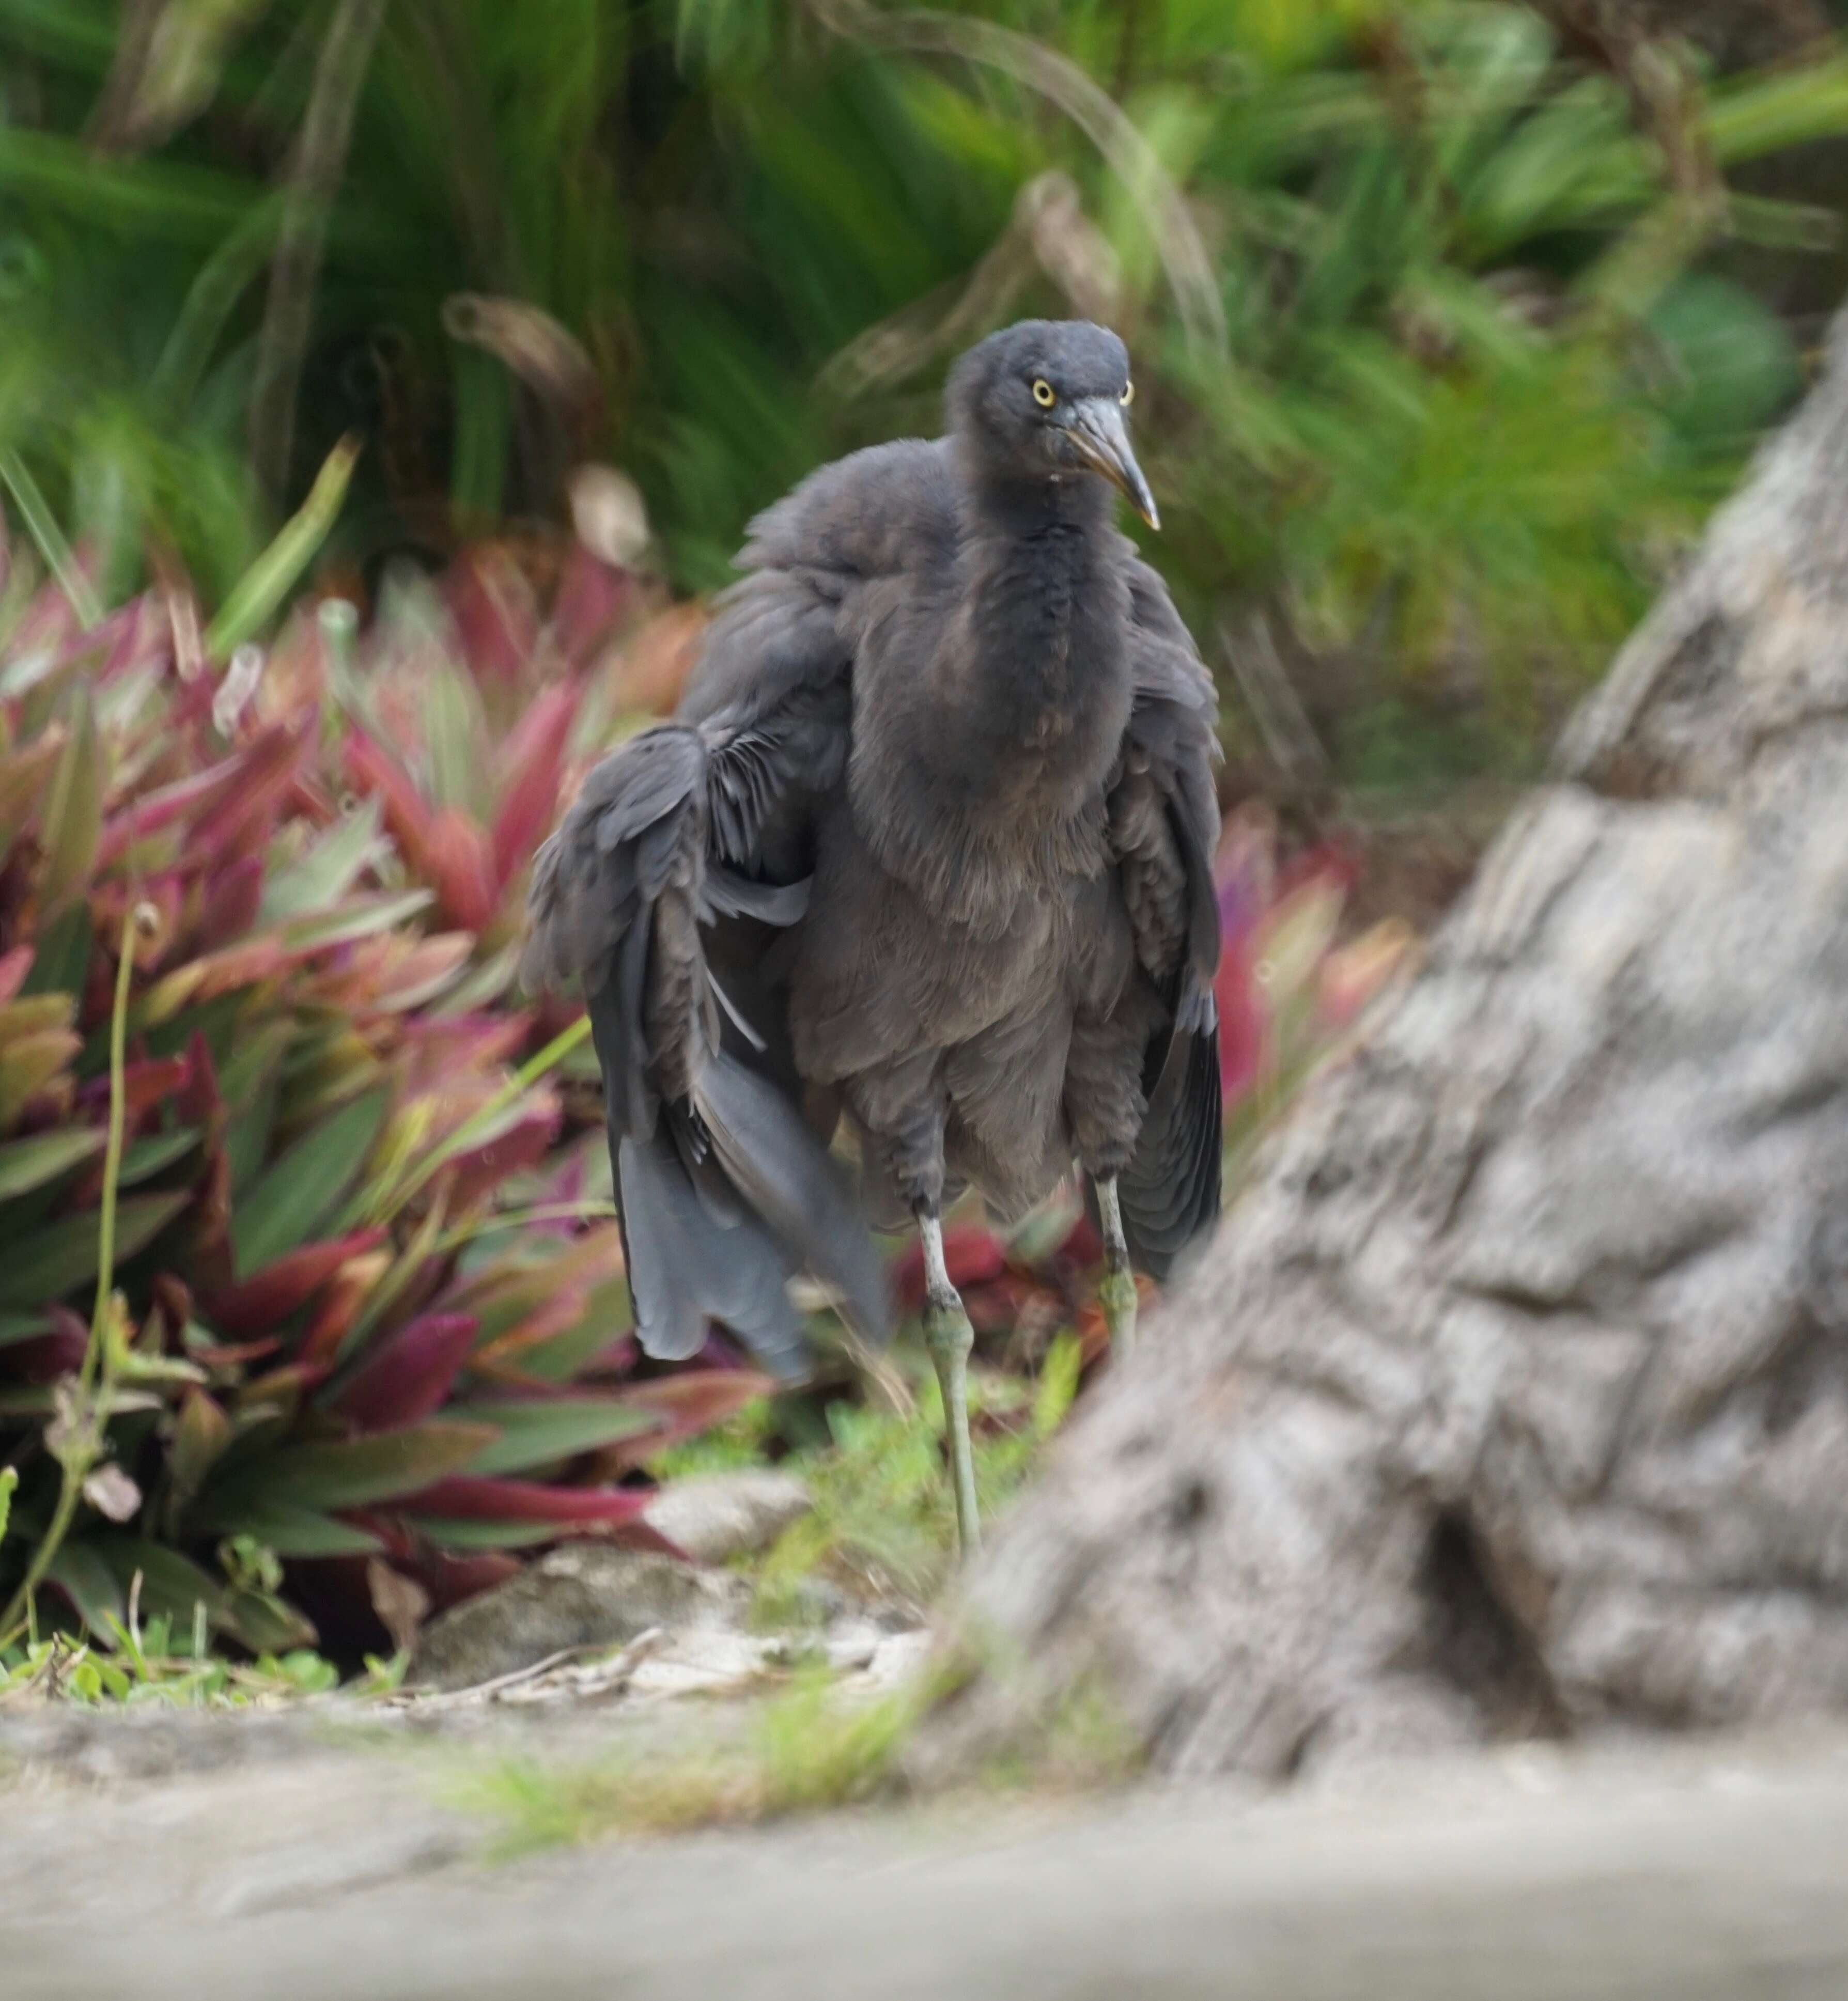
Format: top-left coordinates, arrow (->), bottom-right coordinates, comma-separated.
524,319 -> 1221,1557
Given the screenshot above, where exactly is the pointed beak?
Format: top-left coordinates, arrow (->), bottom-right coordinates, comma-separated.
1067,397 -> 1159,530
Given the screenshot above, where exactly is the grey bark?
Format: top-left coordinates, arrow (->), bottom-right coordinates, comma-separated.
926,306 -> 1848,1783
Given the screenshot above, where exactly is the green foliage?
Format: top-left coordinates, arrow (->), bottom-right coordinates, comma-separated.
0,1624 -> 402,1705
3,0 -> 1847,1685
459,1637 -> 1136,1847
3,2 -> 1846,752
688,1333 -> 1085,1619
463,1664 -> 928,1847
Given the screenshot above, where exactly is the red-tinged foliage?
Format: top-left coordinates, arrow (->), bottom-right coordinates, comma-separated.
342,728 -> 435,870
1213,804 -> 1414,1118
444,544 -> 540,687
490,681 -> 578,886
0,536 -> 764,1662
329,1313 -> 480,1431
194,856 -> 265,952
548,543 -> 637,667
189,716 -> 315,859
395,1474 -> 665,1535
0,946 -> 33,1003
439,1105 -> 563,1215
198,1231 -> 390,1340
584,1369 -> 777,1476
422,806 -> 501,933
296,1251 -> 394,1371
10,1306 -> 91,1384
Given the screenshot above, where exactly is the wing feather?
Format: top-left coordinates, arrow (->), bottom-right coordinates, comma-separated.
1107,552 -> 1224,1278
521,465 -> 944,1370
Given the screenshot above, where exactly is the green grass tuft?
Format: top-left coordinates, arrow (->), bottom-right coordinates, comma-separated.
661,1331 -> 1085,1621
459,1666 -> 928,1850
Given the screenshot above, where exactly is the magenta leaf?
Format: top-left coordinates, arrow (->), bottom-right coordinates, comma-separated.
198,1228 -> 388,1339
327,1312 -> 479,1431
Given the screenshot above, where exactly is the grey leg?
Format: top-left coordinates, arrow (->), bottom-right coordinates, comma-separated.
919,1209 -> 981,1560
1095,1175 -> 1138,1360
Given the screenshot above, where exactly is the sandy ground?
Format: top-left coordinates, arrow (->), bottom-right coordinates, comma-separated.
6,1702 -> 1848,1998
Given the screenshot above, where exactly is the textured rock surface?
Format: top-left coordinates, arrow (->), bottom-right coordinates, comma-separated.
928,308 -> 1848,1781
408,1545 -> 745,1692
642,1470 -> 814,1562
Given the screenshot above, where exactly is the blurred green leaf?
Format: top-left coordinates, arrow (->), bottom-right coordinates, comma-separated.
184,1497 -> 384,1557
19,903 -> 91,1000
219,1588 -> 317,1652
258,799 -> 385,926
448,1398 -> 659,1477
203,1420 -> 497,1510
37,688 -> 107,908
1031,1330 -> 1082,1440
45,1539 -> 125,1632
203,434 -> 360,661
119,1128 -> 202,1186
421,656 -> 491,820
0,1190 -> 189,1309
1708,55 -> 1848,164
230,1086 -> 389,1278
276,888 -> 433,952
89,1537 -> 223,1635
404,1516 -> 558,1552
0,448 -> 103,630
0,1127 -> 104,1199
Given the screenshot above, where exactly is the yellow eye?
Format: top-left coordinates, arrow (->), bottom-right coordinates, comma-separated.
1031,378 -> 1055,408
1120,381 -> 1135,406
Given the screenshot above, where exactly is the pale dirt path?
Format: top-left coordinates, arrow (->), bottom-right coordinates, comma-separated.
7,1707 -> 1848,1998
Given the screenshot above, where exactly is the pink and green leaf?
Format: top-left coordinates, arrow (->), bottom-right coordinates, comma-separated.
326,1312 -> 479,1431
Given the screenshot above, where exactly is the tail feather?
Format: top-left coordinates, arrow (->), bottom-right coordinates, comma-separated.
531,721 -> 887,1378
616,1130 -> 809,1378
693,1049 -> 890,1341
1117,1006 -> 1222,1283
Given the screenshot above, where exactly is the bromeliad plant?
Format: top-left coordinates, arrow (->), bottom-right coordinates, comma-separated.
0,525 -> 759,1664
332,534 -> 647,953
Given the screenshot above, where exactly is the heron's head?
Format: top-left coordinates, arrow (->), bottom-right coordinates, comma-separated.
946,319 -> 1158,529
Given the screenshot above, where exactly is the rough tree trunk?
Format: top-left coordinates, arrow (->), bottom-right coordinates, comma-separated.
928,307 -> 1848,1783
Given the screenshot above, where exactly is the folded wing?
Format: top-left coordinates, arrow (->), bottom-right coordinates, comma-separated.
523,462 -> 931,1371
1104,551 -> 1223,1279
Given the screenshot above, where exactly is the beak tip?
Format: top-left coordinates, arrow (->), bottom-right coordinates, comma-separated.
1067,399 -> 1159,531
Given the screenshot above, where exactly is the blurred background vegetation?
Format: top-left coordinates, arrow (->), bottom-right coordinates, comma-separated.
9,0 -> 1848,1669
6,0 -> 1848,796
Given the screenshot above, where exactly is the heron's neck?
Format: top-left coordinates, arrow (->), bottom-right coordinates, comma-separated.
964,467 -> 1112,541
849,464 -> 1132,930
945,470 -> 1129,752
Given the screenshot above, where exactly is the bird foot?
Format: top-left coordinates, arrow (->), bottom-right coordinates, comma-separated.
1099,1266 -> 1138,1361
923,1299 -> 981,1561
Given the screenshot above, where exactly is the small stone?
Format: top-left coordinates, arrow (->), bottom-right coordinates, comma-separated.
822,1624 -> 882,1672
405,1544 -> 744,1693
643,1471 -> 814,1564
784,1578 -> 848,1628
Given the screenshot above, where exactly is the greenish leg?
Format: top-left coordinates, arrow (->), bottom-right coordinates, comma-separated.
1095,1175 -> 1138,1361
919,1210 -> 981,1561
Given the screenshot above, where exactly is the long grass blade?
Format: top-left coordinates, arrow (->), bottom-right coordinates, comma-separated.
248,0 -> 390,503
0,450 -> 103,631
203,432 -> 359,661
